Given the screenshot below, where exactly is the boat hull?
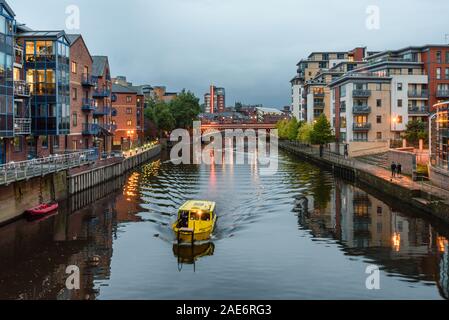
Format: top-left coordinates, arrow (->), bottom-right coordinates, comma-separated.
26,203 -> 59,216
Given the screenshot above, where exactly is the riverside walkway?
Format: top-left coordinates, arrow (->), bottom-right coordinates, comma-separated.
0,150 -> 97,186
281,141 -> 449,204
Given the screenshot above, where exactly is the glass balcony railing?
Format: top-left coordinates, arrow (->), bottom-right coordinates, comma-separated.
353,90 -> 371,98
353,106 -> 371,114
353,123 -> 371,131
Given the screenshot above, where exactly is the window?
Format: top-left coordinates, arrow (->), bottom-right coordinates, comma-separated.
376,83 -> 382,91
446,51 -> 449,64
340,85 -> 346,97
436,51 -> 442,63
377,206 -> 383,216
397,83 -> 403,91
71,61 -> 77,74
72,112 -> 78,127
408,68 -> 413,75
126,96 -> 132,103
72,88 -> 77,100
376,99 -> 382,107
446,68 -> 449,80
397,116 -> 403,124
127,120 -> 132,126
13,137 -> 23,152
126,108 -> 132,114
437,68 -> 441,80
398,99 -> 403,107
41,136 -> 48,149
376,116 -> 382,124
376,132 -> 382,140
53,137 -> 59,148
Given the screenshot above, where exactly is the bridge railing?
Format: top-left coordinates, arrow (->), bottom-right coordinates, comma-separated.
0,150 -> 97,186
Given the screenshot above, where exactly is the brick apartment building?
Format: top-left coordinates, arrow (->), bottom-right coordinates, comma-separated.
67,34 -> 95,151
111,84 -> 145,150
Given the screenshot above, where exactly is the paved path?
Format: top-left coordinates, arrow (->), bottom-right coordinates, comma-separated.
281,141 -> 449,203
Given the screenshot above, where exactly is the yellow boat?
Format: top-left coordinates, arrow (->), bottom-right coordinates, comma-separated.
173,200 -> 217,243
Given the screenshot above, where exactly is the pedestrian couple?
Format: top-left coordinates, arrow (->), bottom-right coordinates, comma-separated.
391,162 -> 402,178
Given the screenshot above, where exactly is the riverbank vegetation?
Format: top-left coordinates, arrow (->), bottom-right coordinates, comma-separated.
144,90 -> 201,137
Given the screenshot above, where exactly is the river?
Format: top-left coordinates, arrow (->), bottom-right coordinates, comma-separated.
0,149 -> 448,300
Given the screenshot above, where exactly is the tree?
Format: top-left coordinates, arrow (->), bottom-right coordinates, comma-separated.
297,122 -> 313,144
169,90 -> 201,130
276,119 -> 289,140
286,118 -> 300,141
403,120 -> 428,146
310,114 -> 334,157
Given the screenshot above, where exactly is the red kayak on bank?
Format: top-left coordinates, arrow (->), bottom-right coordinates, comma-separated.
26,202 -> 59,216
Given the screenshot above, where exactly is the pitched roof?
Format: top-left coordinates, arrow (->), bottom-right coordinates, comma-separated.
112,83 -> 138,94
66,34 -> 81,45
92,56 -> 108,77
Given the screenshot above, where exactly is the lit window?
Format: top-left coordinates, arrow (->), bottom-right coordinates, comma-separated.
126,96 -> 132,103
127,120 -> 132,126
71,61 -> 77,74
437,68 -> 441,80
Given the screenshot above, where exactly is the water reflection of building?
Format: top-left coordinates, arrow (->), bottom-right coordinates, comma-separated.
296,179 -> 449,296
0,182 -> 119,300
114,172 -> 142,222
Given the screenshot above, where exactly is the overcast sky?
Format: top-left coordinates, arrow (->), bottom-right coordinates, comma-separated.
12,0 -> 449,108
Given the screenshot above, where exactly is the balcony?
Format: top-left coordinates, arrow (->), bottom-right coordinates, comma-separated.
82,123 -> 100,135
353,90 -> 371,98
436,90 -> 449,98
93,88 -> 111,98
14,81 -> 30,97
93,106 -> 111,117
353,105 -> 371,114
14,118 -> 31,135
408,90 -> 428,99
314,101 -> 325,108
82,73 -> 97,87
100,123 -> 117,133
82,98 -> 96,112
353,123 -> 371,131
314,92 -> 325,97
408,106 -> 429,115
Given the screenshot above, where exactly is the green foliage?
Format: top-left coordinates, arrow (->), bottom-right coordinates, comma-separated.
403,120 -> 428,145
310,114 -> 334,146
276,119 -> 289,139
144,90 -> 201,137
276,118 -> 301,140
297,122 -> 313,144
169,90 -> 202,130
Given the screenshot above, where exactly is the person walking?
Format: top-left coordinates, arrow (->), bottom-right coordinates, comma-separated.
397,163 -> 402,177
391,162 -> 397,178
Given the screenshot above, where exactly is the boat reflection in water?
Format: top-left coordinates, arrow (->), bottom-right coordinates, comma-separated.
173,242 -> 215,271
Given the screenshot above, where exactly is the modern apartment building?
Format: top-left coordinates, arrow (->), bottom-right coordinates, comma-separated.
0,1 -> 18,163
329,73 -> 392,156
111,84 -> 145,150
17,29 -> 71,157
429,101 -> 449,190
92,55 -> 114,154
204,85 -> 225,114
291,47 -> 374,123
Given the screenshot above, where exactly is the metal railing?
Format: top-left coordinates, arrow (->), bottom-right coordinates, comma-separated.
82,123 -> 100,135
14,118 -> 32,135
93,89 -> 111,98
436,90 -> 449,98
408,106 -> 429,114
14,80 -> 30,97
0,150 -> 96,186
408,90 -> 428,98
82,98 -> 96,111
81,73 -> 97,86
